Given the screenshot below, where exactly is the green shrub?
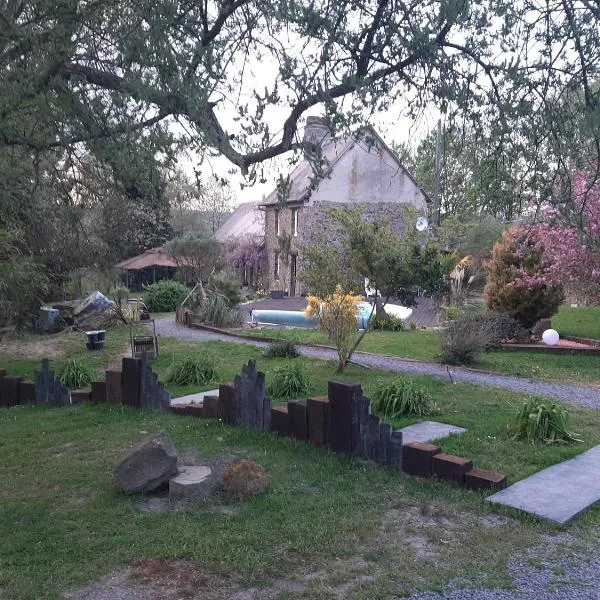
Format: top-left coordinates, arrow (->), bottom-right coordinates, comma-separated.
410,321 -> 417,331
57,360 -> 93,389
440,312 -> 530,364
267,362 -> 310,399
485,227 -> 564,329
207,276 -> 242,307
196,293 -> 243,328
371,378 -> 434,419
440,317 -> 492,365
143,280 -> 189,312
371,315 -> 404,331
165,354 -> 219,386
513,398 -> 582,444
264,340 -> 299,359
440,305 -> 461,321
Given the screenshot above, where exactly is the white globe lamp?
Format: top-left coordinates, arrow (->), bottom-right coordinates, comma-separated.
542,329 -> 560,346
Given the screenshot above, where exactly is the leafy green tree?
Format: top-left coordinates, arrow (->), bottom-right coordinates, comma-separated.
166,233 -> 224,288
0,231 -> 48,328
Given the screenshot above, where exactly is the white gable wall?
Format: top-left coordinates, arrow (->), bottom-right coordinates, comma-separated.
307,142 -> 427,210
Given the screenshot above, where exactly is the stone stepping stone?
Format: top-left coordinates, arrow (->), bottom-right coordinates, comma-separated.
170,389 -> 219,406
487,445 -> 600,525
169,465 -> 213,499
398,421 -> 467,445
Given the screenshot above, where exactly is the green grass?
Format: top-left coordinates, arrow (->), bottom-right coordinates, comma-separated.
238,325 -> 600,384
1,400 -> 598,600
553,305 -> 600,339
2,336 -> 600,598
237,327 -> 441,360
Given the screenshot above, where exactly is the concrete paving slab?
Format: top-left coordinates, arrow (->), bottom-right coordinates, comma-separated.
399,421 -> 467,445
170,389 -> 219,406
487,444 -> 600,525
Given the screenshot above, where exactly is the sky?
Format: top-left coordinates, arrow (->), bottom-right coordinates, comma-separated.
178,106 -> 439,206
174,21 -> 443,207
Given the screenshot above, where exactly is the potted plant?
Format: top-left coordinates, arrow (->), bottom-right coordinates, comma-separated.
270,279 -> 284,299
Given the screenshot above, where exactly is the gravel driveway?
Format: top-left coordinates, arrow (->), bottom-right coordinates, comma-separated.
155,317 -> 600,408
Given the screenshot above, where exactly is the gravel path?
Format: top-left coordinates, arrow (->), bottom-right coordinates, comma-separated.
409,530 -> 600,600
155,318 -> 600,408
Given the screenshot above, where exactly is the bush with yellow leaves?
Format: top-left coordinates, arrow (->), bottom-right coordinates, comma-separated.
305,285 -> 363,372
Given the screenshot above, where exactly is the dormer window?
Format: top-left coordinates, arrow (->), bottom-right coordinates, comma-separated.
292,208 -> 299,236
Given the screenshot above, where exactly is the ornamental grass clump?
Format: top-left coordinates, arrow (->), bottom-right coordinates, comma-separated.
57,360 -> 93,389
513,397 -> 582,444
166,354 -> 219,386
263,340 -> 299,359
372,378 -> 434,419
267,362 -> 310,399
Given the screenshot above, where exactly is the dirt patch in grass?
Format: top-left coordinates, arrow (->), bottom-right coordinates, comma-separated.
0,336 -> 66,359
63,559 -> 239,600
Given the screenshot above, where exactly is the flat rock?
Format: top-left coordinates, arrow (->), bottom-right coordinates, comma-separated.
487,444 -> 600,525
114,430 -> 178,493
170,389 -> 219,406
399,421 -> 467,445
169,465 -> 214,499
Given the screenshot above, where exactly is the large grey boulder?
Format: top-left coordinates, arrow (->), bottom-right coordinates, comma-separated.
114,430 -> 178,493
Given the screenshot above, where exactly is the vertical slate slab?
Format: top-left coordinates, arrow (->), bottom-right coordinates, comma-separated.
378,422 -> 392,465
105,371 -> 122,405
0,369 -> 5,406
367,414 -> 381,462
307,396 -> 329,447
328,380 -> 361,454
35,360 -> 69,405
1,375 -> 23,407
271,406 -> 289,436
121,357 -> 141,407
233,360 -> 266,430
288,400 -> 308,441
263,397 -> 272,432
389,430 -> 403,469
218,383 -> 236,424
358,395 -> 371,459
203,395 -> 220,419
91,381 -> 107,404
138,354 -> 170,411
35,359 -> 51,404
19,381 -> 36,405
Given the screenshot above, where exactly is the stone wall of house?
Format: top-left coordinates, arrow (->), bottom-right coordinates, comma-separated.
307,139 -> 428,210
297,201 -> 412,295
264,204 -> 304,294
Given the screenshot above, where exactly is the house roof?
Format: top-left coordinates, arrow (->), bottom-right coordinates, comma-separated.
215,201 -> 265,242
260,138 -> 354,206
116,247 -> 179,270
260,126 -> 431,207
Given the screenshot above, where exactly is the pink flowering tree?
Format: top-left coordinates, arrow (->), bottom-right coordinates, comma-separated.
511,170 -> 600,302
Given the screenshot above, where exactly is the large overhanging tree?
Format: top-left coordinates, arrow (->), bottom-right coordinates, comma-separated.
2,0 -> 600,178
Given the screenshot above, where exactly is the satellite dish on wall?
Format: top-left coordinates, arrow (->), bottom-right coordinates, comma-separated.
416,216 -> 429,232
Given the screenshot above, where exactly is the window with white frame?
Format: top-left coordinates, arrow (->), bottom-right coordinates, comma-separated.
292,208 -> 299,236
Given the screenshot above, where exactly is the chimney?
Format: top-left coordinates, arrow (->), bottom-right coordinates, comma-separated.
302,116 -> 333,148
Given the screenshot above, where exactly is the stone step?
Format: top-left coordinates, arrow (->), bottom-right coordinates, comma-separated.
398,421 -> 467,445
487,444 -> 600,525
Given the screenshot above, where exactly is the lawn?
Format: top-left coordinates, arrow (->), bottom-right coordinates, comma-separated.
2,400 -> 599,600
236,316 -> 600,385
553,304 -> 600,339
2,333 -> 600,598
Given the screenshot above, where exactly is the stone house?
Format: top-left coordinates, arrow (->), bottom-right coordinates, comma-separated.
260,117 -> 431,296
